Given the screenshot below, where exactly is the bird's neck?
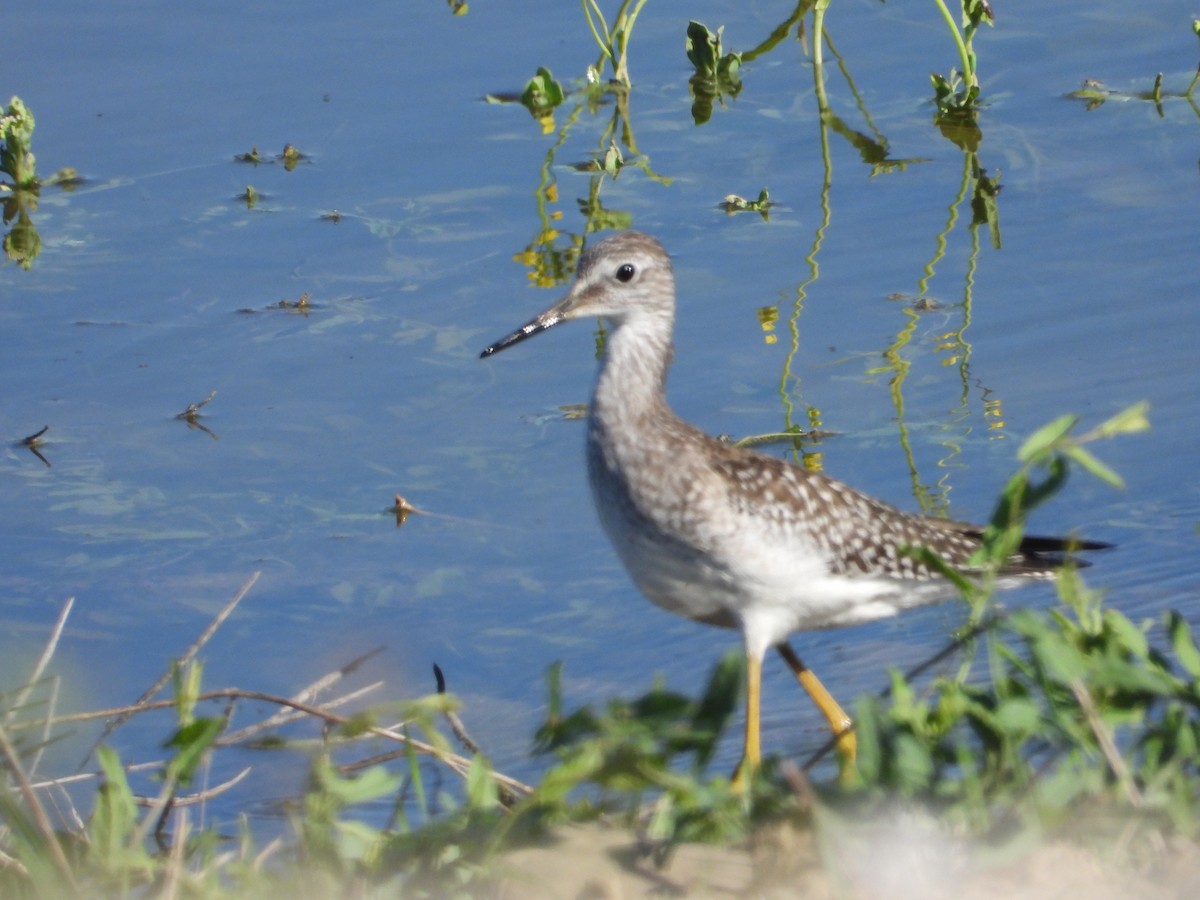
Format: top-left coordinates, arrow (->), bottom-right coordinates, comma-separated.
590,317 -> 675,430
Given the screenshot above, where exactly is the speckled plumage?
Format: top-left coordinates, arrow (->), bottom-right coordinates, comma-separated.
482,230 -> 1103,773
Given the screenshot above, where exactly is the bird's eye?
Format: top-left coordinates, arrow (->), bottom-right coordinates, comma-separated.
615,263 -> 636,283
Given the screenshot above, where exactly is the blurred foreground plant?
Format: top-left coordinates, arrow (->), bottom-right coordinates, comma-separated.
7,405 -> 1198,897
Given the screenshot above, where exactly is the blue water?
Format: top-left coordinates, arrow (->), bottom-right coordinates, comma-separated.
3,0 -> 1198,815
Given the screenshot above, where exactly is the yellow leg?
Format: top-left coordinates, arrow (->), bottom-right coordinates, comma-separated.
776,643 -> 857,767
732,652 -> 763,791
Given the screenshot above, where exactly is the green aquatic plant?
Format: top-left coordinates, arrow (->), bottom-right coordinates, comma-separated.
1,96 -> 79,270
582,0 -> 649,87
1,98 -> 41,270
1068,18 -> 1200,117
519,66 -> 565,132
0,96 -> 37,189
495,5 -> 671,292
686,21 -> 744,125
930,0 -> 993,113
719,187 -> 773,219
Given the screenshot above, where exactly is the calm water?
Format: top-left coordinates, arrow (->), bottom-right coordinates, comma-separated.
3,1 -> 1198,811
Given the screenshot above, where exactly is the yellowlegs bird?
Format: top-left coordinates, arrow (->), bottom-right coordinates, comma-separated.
482,230 -> 1103,780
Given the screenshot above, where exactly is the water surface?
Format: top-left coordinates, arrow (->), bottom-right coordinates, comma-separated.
2,0 -> 1198,808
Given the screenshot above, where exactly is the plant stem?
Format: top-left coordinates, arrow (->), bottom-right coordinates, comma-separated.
582,0 -> 612,64
813,1 -> 829,109
932,0 -> 974,84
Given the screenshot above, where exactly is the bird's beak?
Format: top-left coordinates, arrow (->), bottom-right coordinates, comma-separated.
480,295 -> 570,358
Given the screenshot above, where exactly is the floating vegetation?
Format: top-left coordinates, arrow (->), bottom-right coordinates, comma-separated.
1067,19 -> 1200,116
686,20 -> 744,125
232,144 -> 307,170
1,96 -> 77,270
389,494 -> 417,527
719,187 -> 773,219
237,292 -> 316,315
233,145 -> 264,164
519,66 -> 565,133
0,96 -> 38,189
175,390 -> 218,440
280,143 -> 305,170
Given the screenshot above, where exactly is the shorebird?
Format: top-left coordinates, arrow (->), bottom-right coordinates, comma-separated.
481,230 -> 1103,781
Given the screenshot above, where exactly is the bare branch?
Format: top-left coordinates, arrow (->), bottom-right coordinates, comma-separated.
80,573 -> 260,768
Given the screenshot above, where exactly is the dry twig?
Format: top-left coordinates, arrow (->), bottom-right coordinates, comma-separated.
50,687 -> 533,799
80,573 -> 260,768
0,727 -> 77,893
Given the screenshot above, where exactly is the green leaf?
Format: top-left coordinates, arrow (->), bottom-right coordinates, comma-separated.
892,732 -> 935,791
339,710 -> 377,738
1016,613 -> 1089,684
1021,455 -> 1069,513
1103,609 -> 1149,660
520,66 -> 564,115
545,661 -> 564,724
164,716 -> 223,784
1091,656 -> 1176,698
992,697 -> 1040,736
1090,401 -> 1150,439
536,743 -> 605,802
690,651 -> 742,770
1063,444 -> 1124,489
685,21 -> 720,73
465,754 -> 499,810
1017,414 -> 1078,463
172,660 -> 204,725
88,746 -> 155,875
1168,610 -> 1200,679
851,696 -> 882,782
906,545 -> 975,593
315,757 -> 403,806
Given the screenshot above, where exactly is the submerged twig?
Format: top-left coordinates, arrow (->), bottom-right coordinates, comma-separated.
433,663 -> 521,807
176,390 -> 217,420
20,425 -> 51,467
176,390 -> 218,439
433,663 -> 480,756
